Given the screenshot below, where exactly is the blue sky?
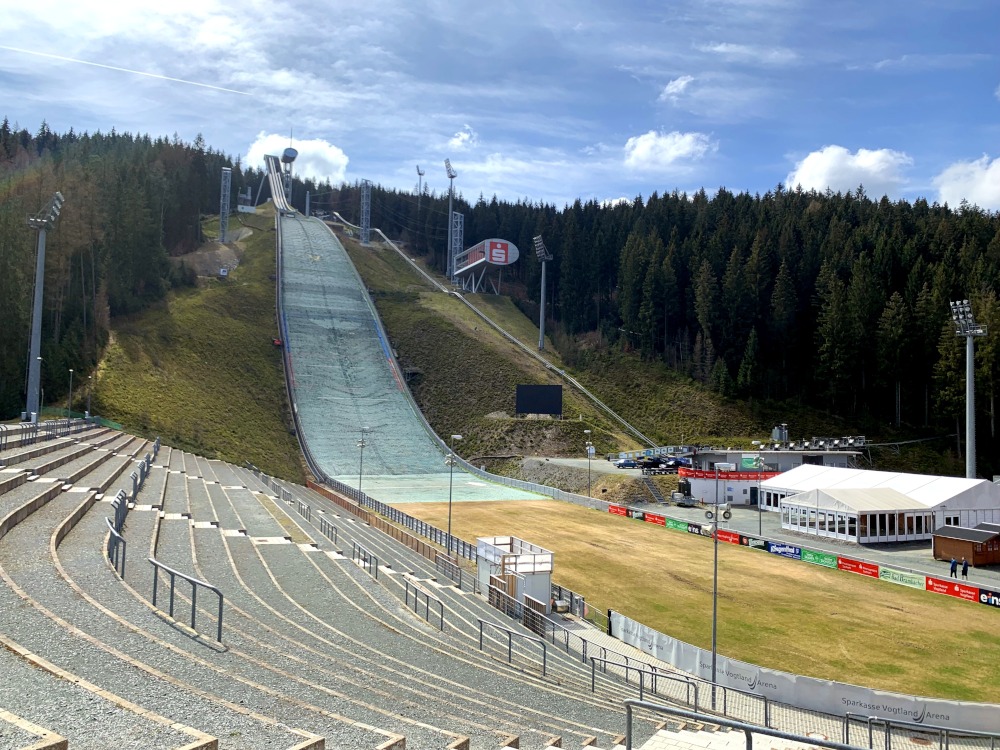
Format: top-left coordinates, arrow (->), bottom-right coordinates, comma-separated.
3,0 -> 1000,209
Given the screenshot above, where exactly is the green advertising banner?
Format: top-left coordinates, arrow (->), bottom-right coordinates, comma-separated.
801,549 -> 837,568
665,518 -> 688,532
740,455 -> 758,470
878,566 -> 925,590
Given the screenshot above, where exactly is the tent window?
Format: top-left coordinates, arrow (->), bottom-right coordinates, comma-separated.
915,515 -> 923,535
859,514 -> 868,538
848,516 -> 857,538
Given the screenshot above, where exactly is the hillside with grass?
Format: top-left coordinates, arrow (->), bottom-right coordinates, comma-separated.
93,206 -> 303,481
340,229 -> 962,476
90,209 -> 961,485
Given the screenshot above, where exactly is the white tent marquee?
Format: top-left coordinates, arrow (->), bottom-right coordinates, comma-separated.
764,465 -> 1000,543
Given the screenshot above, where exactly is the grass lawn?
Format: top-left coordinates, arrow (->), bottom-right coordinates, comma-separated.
400,498 -> 1000,704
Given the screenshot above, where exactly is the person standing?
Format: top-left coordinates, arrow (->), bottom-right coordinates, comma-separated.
962,558 -> 969,580
950,557 -> 958,578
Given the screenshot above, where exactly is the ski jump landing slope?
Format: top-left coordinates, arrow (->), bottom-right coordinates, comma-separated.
279,215 -> 546,505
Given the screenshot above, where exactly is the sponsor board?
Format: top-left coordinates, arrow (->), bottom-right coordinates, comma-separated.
644,513 -> 666,526
717,529 -> 741,544
980,588 -> 1000,608
740,535 -> 768,550
767,541 -> 801,559
925,576 -> 979,602
608,504 -> 627,516
627,509 -> 644,520
837,557 -> 879,578
801,549 -> 837,568
665,518 -> 688,532
679,469 -> 781,481
611,611 -> 995,733
685,523 -> 703,536
878,567 -> 925,589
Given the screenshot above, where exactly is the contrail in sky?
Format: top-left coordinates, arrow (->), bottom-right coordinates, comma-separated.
0,45 -> 250,95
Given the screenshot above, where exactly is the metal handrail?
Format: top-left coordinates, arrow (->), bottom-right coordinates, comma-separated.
404,578 -> 445,631
296,500 -> 312,521
843,712 -> 1000,750
105,517 -> 126,578
478,618 -> 547,675
351,541 -> 379,580
148,557 -> 224,642
589,655 -> 699,708
318,515 -> 338,544
624,700 -> 868,750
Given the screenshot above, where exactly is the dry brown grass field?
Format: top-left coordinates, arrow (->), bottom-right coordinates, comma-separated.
399,498 -> 1000,704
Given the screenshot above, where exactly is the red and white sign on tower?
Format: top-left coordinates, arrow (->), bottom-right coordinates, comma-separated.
488,240 -> 511,264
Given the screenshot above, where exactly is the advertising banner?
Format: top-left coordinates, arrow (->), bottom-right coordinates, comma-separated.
767,541 -> 801,559
666,518 -> 688,532
925,576 -> 979,602
878,567 -> 925,590
687,523 -> 704,536
610,611 -> 1000,733
717,529 -> 741,545
837,557 -> 879,578
979,588 -> 1000,608
608,504 -> 627,517
801,549 -> 838,568
644,513 -> 666,527
740,535 -> 768,551
680,468 -> 781,481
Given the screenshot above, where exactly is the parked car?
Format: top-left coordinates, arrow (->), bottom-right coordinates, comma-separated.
614,459 -> 639,469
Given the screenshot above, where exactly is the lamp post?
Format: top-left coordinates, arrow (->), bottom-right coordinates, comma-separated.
446,434 -> 463,558
444,160 -> 457,281
751,440 -> 763,536
711,463 -> 720,708
67,369 -> 73,427
584,429 -> 593,498
950,300 -> 987,479
24,192 -> 64,424
356,427 -> 371,496
532,235 -> 553,351
86,375 -> 92,420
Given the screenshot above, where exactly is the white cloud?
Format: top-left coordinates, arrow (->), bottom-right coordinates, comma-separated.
623,130 -> 716,171
697,42 -> 797,66
659,75 -> 694,102
933,155 -> 1000,211
246,132 -> 348,184
448,125 -> 479,150
785,145 -> 912,197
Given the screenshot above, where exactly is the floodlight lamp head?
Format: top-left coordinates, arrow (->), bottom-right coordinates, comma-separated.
444,159 -> 457,179
416,165 -> 424,176
532,235 -> 552,261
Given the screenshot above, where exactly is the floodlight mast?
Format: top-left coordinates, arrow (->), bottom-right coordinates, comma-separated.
24,192 -> 65,423
445,159 -> 457,280
950,299 -> 987,478
532,235 -> 553,351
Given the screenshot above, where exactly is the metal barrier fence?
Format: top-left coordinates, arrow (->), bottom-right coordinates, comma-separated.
590,655 -> 700,709
624,701 -> 867,750
844,713 -> 1000,750
149,557 -> 224,642
404,578 -> 445,630
105,517 -> 126,577
477,618 -> 547,675
351,542 -> 379,580
318,515 -> 338,545
110,489 -> 128,532
297,500 -> 312,522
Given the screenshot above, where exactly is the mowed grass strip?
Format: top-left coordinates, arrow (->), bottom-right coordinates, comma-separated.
400,498 -> 1000,703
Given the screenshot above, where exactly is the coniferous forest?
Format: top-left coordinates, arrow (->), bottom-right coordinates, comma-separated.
3,121 -> 1000,475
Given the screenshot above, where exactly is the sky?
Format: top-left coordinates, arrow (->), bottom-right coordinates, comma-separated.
3,0 -> 1000,210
